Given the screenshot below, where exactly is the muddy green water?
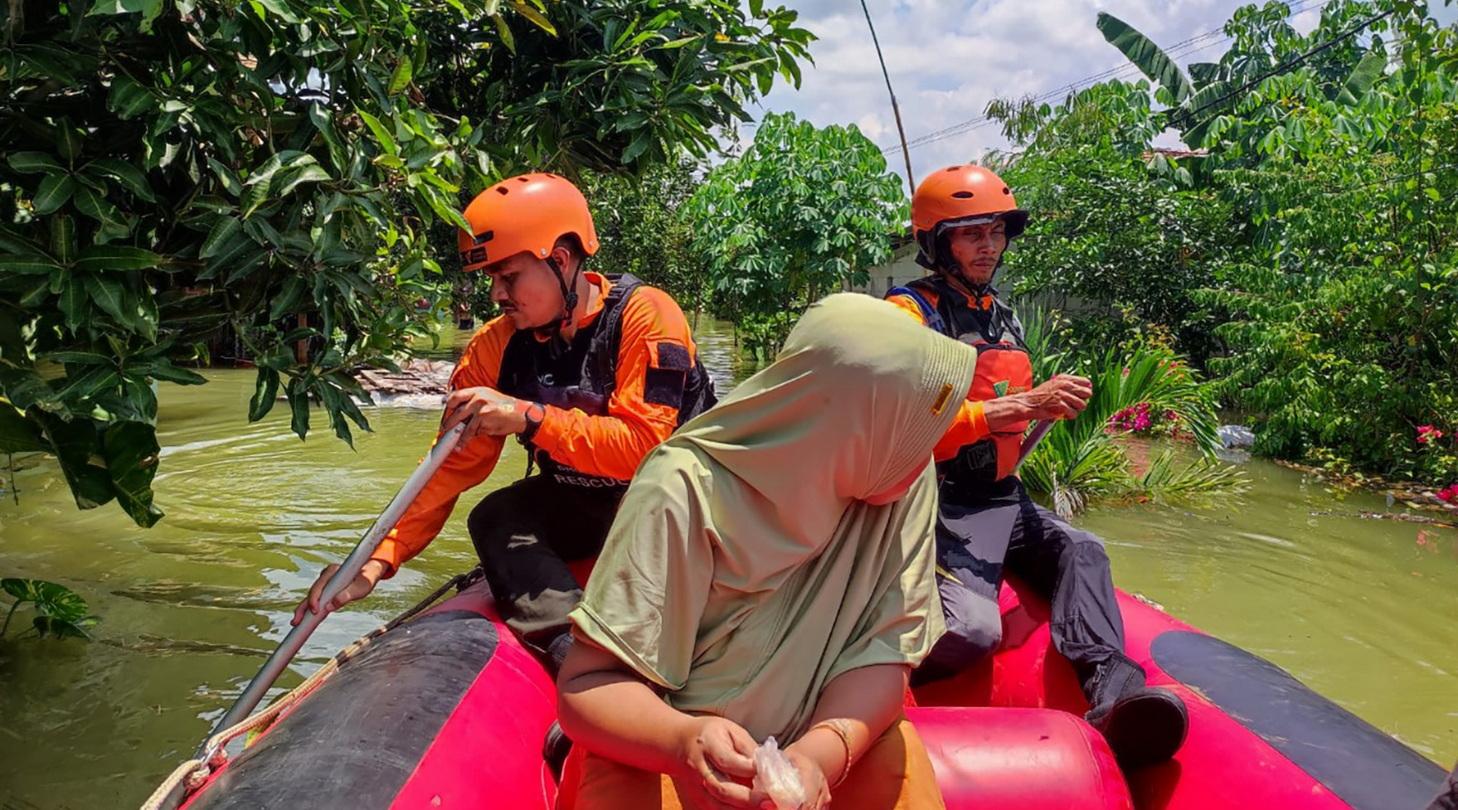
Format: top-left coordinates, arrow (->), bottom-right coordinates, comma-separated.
1,319 -> 1455,808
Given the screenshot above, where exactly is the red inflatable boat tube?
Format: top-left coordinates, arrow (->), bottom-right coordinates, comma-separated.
914,578 -> 1447,810
174,577 -> 1445,810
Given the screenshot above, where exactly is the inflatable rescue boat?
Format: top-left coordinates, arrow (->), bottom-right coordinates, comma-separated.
145,570 -> 1447,810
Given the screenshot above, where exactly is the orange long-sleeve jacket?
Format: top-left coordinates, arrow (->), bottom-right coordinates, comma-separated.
370,272 -> 697,574
885,291 -> 993,462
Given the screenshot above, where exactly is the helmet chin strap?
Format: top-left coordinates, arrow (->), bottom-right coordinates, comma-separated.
936,254 -> 1000,297
541,253 -> 582,356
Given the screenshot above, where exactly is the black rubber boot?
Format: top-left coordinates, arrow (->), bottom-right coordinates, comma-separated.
1084,659 -> 1189,770
539,634 -> 575,781
543,721 -> 572,782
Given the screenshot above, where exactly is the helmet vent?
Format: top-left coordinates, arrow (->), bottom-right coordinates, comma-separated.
1002,187 -> 1010,194
945,166 -> 962,172
495,186 -> 509,195
474,230 -> 495,244
951,191 -> 974,199
517,177 -> 529,182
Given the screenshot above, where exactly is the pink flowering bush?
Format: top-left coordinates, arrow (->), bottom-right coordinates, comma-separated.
1109,402 -> 1186,439
1111,402 -> 1154,432
1417,425 -> 1446,445
1412,424 -> 1458,490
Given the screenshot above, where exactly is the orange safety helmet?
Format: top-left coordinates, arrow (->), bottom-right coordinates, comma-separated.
456,172 -> 600,272
911,164 -> 1028,271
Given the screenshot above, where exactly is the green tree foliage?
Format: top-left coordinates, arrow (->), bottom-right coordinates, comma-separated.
0,0 -> 812,524
992,0 -> 1458,486
1198,9 -> 1458,483
434,1 -> 814,170
685,112 -> 906,356
986,80 -> 1163,160
989,82 -> 1240,364
1098,0 -> 1397,149
579,158 -> 704,310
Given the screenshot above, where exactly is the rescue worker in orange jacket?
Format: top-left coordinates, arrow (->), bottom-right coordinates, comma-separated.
291,172 -> 715,673
888,165 -> 1188,770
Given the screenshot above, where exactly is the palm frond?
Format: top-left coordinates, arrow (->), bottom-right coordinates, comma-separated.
1137,450 -> 1249,504
1020,343 -> 1237,515
1016,305 -> 1069,380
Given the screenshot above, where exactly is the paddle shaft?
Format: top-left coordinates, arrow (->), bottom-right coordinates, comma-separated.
200,423 -> 467,750
1016,420 -> 1054,469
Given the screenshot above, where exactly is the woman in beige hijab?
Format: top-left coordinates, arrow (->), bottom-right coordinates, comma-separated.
557,293 -> 976,810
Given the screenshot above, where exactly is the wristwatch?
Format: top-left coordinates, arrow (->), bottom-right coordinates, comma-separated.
520,401 -> 546,444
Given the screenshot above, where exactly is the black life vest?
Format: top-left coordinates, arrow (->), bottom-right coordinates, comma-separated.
887,274 -> 1033,485
497,273 -> 717,489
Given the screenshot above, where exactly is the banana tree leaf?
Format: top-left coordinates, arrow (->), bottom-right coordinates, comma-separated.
1188,62 -> 1222,88
1336,50 -> 1387,105
1097,12 -> 1192,104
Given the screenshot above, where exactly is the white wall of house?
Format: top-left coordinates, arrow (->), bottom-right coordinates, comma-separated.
847,242 -> 924,298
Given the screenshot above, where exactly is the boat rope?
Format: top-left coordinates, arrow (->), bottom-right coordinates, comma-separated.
385,566 -> 485,631
139,568 -> 485,810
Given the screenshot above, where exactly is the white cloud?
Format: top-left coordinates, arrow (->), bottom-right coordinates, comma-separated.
855,111 -> 890,140
748,0 -> 1392,181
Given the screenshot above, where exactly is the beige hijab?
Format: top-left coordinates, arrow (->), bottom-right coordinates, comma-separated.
569,293 -> 977,741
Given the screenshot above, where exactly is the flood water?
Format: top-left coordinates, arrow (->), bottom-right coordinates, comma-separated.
0,317 -> 1454,808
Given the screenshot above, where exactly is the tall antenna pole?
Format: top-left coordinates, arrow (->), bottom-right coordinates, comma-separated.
859,0 -> 916,195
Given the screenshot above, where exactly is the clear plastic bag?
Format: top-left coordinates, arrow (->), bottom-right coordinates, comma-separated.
752,736 -> 806,810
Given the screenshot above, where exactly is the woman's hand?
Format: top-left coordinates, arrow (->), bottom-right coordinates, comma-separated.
671,716 -> 761,809
758,749 -> 829,810
558,641 -> 759,804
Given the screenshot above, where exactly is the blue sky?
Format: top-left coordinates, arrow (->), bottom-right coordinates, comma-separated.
744,0 -> 1458,179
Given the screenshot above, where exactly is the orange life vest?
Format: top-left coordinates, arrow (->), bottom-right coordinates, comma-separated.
888,275 -> 1033,484
497,273 -> 717,489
